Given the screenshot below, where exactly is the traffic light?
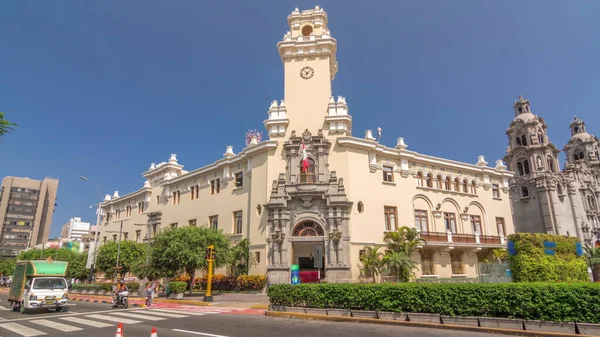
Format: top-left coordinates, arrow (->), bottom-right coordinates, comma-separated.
205,248 -> 211,260
211,252 -> 217,260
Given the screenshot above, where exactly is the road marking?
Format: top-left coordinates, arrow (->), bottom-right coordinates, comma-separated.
0,307 -> 147,323
138,310 -> 188,318
0,322 -> 47,336
85,314 -> 140,324
172,329 -> 230,337
109,311 -> 166,321
57,316 -> 112,328
30,319 -> 83,332
150,308 -> 215,316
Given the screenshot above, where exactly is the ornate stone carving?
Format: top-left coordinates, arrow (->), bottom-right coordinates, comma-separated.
302,129 -> 313,143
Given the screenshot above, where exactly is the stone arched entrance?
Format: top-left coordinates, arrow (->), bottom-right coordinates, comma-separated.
291,221 -> 326,283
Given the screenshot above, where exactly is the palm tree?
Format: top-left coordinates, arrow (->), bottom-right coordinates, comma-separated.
383,226 -> 425,282
229,238 -> 250,276
359,246 -> 385,283
0,112 -> 17,138
585,245 -> 600,282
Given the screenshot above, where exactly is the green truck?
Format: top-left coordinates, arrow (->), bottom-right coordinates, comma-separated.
8,257 -> 69,313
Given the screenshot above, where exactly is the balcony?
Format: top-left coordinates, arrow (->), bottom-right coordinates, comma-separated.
419,231 -> 505,248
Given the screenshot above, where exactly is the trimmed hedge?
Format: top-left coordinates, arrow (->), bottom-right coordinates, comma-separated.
194,274 -> 266,292
268,283 -> 600,323
508,233 -> 588,282
168,281 -> 187,293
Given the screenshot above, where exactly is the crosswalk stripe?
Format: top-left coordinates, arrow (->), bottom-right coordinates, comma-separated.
137,310 -> 189,318
85,314 -> 140,324
150,308 -> 215,316
58,316 -> 112,328
109,312 -> 166,321
30,319 -> 83,332
0,322 -> 46,336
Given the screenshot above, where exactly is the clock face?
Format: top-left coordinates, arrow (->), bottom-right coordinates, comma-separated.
300,66 -> 314,80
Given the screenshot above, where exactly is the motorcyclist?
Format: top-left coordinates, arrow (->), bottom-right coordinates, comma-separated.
113,279 -> 129,304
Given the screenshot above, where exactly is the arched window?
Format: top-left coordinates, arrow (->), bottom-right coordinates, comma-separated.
517,162 -> 524,176
518,107 -> 522,113
521,135 -> 528,146
454,178 -> 461,191
516,137 -> 522,146
590,196 -> 597,211
436,175 -> 443,189
557,183 -> 563,195
470,181 -> 477,194
462,179 -> 468,193
357,201 -> 364,213
547,156 -> 555,172
426,173 -> 433,188
536,156 -> 543,169
300,158 -> 316,183
417,172 -> 424,187
538,133 -> 544,144
521,186 -> 529,198
445,177 -> 451,190
292,221 -> 325,236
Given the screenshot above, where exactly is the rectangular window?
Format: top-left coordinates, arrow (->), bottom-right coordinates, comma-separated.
415,209 -> 428,233
191,185 -> 199,200
170,222 -> 178,229
383,166 -> 394,182
123,232 -> 128,241
103,236 -> 107,243
235,172 -> 243,188
126,206 -> 132,217
470,215 -> 482,234
189,219 -> 197,227
115,210 -> 121,220
444,212 -> 456,233
496,217 -> 506,236
156,196 -> 160,204
451,251 -> 464,275
209,215 -> 218,230
492,184 -> 500,198
135,230 -> 141,243
113,234 -> 117,242
384,206 -> 397,231
233,211 -> 243,234
211,179 -> 220,194
172,191 -> 180,205
421,251 -> 435,276
254,251 -> 260,263
138,202 -> 144,214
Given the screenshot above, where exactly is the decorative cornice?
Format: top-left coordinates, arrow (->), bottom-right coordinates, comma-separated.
102,187 -> 152,207
337,136 -> 514,179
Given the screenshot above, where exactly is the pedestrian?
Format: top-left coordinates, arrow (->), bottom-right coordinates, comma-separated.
145,278 -> 159,306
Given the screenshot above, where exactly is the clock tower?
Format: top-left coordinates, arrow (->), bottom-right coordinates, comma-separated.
265,6 -> 346,138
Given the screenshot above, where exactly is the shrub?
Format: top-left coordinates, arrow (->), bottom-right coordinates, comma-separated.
508,233 -> 588,282
267,283 -> 600,323
71,283 -> 112,292
126,282 -> 140,292
168,281 -> 187,293
194,274 -> 266,292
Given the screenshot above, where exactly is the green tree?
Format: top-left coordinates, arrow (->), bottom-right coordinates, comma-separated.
359,246 -> 385,283
383,226 -> 424,282
229,238 -> 249,276
0,258 -> 16,277
0,112 -> 17,138
585,245 -> 600,282
66,252 -> 90,280
17,248 -> 86,279
151,226 -> 231,294
96,241 -> 145,279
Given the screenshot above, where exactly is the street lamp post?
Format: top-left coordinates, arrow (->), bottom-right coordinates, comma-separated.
106,219 -> 128,282
80,176 -> 103,282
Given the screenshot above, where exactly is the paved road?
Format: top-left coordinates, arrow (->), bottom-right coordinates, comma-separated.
0,294 -> 516,337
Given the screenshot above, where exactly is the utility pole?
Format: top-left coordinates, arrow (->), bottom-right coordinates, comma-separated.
203,245 -> 215,302
106,219 -> 128,282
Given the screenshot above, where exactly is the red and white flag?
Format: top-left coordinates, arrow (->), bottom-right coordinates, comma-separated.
301,143 -> 309,172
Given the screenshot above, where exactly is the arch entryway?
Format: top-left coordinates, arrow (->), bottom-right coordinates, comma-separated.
291,221 -> 326,283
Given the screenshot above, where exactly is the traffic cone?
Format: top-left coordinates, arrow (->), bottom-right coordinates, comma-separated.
150,327 -> 158,337
115,323 -> 124,337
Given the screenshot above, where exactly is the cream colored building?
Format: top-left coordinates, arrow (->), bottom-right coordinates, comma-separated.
99,6 -> 514,284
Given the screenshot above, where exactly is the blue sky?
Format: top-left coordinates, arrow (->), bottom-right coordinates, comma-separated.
1,0 -> 599,238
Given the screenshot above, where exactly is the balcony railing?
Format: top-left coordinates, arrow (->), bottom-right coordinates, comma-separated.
419,231 -> 505,246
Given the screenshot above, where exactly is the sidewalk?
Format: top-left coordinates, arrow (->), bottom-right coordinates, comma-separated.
68,292 -> 269,309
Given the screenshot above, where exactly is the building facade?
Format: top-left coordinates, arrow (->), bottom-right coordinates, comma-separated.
504,97 -> 600,246
99,6 -> 515,283
0,176 -> 59,257
60,217 -> 91,242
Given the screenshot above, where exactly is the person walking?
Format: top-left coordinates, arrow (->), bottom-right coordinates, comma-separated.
145,278 -> 159,306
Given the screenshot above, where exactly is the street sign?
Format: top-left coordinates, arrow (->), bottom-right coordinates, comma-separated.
291,264 -> 300,284
544,241 -> 556,255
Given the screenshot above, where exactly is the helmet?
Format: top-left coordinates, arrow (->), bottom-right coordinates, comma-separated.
119,279 -> 124,284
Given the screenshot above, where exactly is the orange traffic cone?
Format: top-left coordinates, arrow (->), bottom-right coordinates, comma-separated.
115,323 -> 124,337
150,327 -> 158,337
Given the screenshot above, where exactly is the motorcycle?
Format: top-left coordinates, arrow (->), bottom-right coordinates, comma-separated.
112,291 -> 129,308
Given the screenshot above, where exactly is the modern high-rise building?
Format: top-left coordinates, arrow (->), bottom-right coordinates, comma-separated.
60,217 -> 91,241
0,176 -> 59,257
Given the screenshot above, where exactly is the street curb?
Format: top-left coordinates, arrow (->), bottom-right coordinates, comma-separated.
250,304 -> 269,310
264,312 -> 589,337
